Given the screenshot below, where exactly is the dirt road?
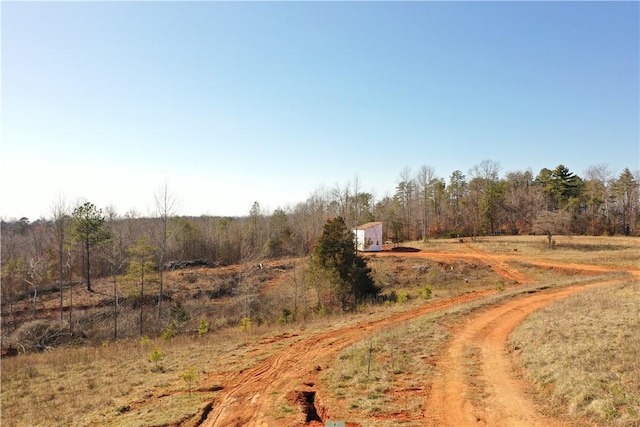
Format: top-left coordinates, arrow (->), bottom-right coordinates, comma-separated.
424,282 -> 608,427
193,248 -> 637,427
373,247 -> 640,281
196,290 -> 496,427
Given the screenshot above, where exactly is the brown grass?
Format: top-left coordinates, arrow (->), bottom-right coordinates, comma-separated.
2,334 -> 215,426
1,322 -> 328,427
463,235 -> 640,268
0,296 -> 465,426
318,271 -> 615,426
319,315 -> 449,425
2,236 -> 639,426
509,280 -> 640,426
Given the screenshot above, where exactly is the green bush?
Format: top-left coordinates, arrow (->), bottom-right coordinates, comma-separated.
140,335 -> 151,346
396,291 -> 409,304
162,320 -> 177,340
278,308 -> 294,324
170,300 -> 190,323
239,317 -> 252,331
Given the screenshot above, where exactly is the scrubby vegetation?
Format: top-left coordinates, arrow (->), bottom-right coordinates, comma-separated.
3,164 -> 638,347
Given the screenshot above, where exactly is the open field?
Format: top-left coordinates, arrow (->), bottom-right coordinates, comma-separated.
510,281 -> 640,426
319,275 -> 627,427
2,235 -> 639,426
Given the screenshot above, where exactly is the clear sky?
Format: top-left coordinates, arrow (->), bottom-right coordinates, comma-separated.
2,1 -> 638,221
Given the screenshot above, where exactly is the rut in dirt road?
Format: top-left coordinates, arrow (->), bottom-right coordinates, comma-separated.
192,246 -> 637,427
192,291 -> 496,427
423,281 -> 619,427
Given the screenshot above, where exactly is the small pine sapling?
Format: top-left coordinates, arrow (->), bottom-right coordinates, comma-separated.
422,284 -> 432,299
149,347 -> 164,372
162,320 -> 177,340
182,368 -> 197,395
198,319 -> 210,338
240,317 -> 252,332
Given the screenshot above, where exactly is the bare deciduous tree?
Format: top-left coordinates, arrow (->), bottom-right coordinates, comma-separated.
51,195 -> 69,322
469,160 -> 503,235
105,221 -> 127,340
127,236 -> 157,336
532,210 -> 571,246
502,170 -> 542,234
395,167 -> 415,241
416,165 -> 436,241
155,182 -> 179,322
584,164 -> 614,235
447,170 -> 467,234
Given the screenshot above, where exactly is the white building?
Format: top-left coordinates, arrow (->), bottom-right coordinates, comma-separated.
353,222 -> 383,252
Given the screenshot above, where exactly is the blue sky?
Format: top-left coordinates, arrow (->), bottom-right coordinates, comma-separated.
2,1 -> 638,220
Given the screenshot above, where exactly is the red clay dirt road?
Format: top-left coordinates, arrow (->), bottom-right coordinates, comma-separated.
423,282 -> 612,427
195,290 -> 496,427
192,248 -> 638,427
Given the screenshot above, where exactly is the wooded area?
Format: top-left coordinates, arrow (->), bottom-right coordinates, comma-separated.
1,162 -> 638,341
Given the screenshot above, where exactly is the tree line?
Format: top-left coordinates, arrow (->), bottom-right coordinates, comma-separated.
1,161 -> 638,337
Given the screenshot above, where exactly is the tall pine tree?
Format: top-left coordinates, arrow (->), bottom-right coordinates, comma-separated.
71,202 -> 111,292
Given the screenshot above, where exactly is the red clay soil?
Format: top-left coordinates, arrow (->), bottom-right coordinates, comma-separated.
373,247 -> 531,284
373,246 -> 640,282
190,248 -> 638,427
194,289 -> 496,427
423,281 -> 617,427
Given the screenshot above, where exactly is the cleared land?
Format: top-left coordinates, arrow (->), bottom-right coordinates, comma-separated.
510,281 -> 640,427
1,236 -> 639,426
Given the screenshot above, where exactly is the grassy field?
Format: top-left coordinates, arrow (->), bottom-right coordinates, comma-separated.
462,235 -> 640,268
510,280 -> 640,426
1,235 -> 639,426
0,292 -> 463,426
1,328 -> 239,426
318,273 -> 625,426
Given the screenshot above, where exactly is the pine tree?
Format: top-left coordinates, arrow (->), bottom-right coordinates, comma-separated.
127,236 -> 157,336
613,168 -> 638,235
71,202 -> 111,292
536,165 -> 584,211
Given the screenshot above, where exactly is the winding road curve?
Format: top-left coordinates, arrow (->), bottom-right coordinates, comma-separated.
192,248 -> 639,427
423,282 -> 615,427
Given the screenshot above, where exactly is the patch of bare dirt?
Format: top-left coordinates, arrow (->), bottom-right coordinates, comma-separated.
422,281 -> 619,427
192,290 -> 496,426
373,248 -> 531,284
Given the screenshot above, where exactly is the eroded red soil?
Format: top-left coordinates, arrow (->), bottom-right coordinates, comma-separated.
191,247 -> 638,426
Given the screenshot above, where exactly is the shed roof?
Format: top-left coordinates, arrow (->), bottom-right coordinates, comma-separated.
355,222 -> 382,230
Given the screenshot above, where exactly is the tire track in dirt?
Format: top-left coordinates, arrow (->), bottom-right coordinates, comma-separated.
193,247 -> 637,427
423,280 -> 622,427
194,290 -> 496,427
373,250 -> 640,281
372,249 -> 530,284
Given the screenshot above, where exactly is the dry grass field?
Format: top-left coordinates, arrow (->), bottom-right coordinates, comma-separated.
318,273 -> 633,427
1,235 -> 639,426
510,281 -> 640,426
